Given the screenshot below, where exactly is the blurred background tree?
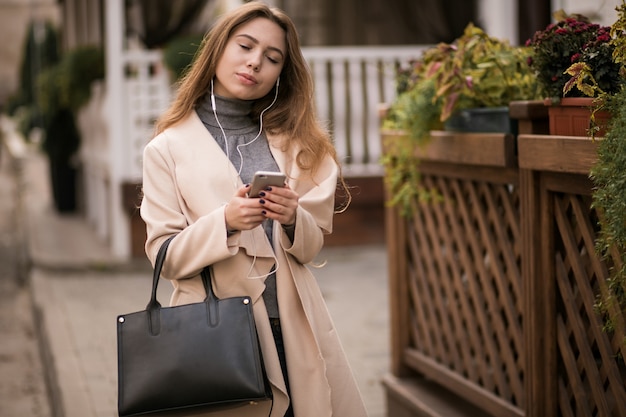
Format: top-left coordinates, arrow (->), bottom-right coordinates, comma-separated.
6,20 -> 59,133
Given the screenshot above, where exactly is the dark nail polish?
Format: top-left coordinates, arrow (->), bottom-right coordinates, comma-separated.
261,210 -> 267,215
259,199 -> 265,204
259,192 -> 266,197
265,187 -> 272,191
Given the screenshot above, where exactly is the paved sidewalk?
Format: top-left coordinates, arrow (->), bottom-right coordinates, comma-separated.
22,149 -> 390,417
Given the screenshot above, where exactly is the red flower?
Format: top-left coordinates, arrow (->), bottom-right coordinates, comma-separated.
527,12 -> 621,98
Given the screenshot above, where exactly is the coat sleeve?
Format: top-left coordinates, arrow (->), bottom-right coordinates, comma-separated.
279,155 -> 338,265
140,134 -> 239,280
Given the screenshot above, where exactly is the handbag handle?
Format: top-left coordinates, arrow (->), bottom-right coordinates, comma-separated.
147,235 -> 175,311
145,236 -> 175,335
146,235 -> 218,334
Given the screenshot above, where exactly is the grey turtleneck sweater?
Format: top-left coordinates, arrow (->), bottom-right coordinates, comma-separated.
196,94 -> 281,318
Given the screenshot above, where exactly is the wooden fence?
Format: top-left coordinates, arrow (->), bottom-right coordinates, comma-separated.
381,102 -> 626,417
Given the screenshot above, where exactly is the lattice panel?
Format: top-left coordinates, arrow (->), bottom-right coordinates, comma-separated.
405,173 -> 524,407
552,193 -> 626,417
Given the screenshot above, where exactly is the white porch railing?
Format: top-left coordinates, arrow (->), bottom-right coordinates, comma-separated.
80,38 -> 425,259
121,50 -> 173,182
77,51 -> 171,245
304,46 -> 426,176
112,46 -> 425,182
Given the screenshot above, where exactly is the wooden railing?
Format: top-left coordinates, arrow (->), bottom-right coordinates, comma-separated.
381,103 -> 626,417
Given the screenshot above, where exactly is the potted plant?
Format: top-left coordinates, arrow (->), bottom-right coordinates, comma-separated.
430,24 -> 540,133
37,45 -> 104,212
527,10 -> 623,137
385,23 -> 539,139
563,3 -> 626,137
382,23 -> 539,214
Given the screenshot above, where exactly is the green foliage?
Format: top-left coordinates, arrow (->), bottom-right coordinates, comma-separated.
382,80 -> 442,215
41,108 -> 80,161
527,11 -> 604,99
37,46 -> 105,116
591,86 -> 626,335
611,2 -> 626,70
562,3 -> 625,99
7,21 -> 58,113
6,27 -> 103,213
162,34 -> 204,80
427,24 -> 540,121
6,20 -> 59,136
35,46 -> 103,213
380,139 -> 440,217
34,45 -> 104,167
382,24 -> 538,215
383,79 -> 443,144
62,46 -> 105,110
385,24 -> 539,133
530,5 -> 626,102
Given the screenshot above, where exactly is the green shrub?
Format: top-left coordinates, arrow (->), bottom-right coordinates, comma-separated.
37,46 -> 104,116
162,34 -> 204,80
6,20 -> 59,138
8,21 -> 59,113
591,87 -> 626,335
35,45 -> 105,212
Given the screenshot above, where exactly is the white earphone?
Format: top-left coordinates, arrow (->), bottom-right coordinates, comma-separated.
209,76 -> 282,280
210,77 -> 280,176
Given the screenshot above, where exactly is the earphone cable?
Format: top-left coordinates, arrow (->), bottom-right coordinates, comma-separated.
210,78 -> 280,177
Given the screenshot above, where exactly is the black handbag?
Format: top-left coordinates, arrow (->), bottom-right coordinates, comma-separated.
117,236 -> 272,416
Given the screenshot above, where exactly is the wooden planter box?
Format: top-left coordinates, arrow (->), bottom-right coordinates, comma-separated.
382,129 -> 516,168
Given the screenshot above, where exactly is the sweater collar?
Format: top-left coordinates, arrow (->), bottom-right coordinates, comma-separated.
196,94 -> 255,132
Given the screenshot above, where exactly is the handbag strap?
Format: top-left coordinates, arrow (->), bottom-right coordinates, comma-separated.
200,267 -> 220,326
146,235 -> 214,310
201,267 -> 217,302
146,235 -> 176,311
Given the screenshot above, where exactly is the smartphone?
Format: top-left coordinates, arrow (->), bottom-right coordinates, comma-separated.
248,171 -> 286,197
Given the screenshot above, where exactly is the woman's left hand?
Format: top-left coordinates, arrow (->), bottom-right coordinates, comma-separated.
257,183 -> 299,226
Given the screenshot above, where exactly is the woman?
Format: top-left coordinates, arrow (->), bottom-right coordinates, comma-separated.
140,2 -> 368,416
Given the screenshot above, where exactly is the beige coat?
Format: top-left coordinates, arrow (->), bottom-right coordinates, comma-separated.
140,113 -> 368,417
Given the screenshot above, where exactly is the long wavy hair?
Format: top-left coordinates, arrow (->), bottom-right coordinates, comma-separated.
155,2 -> 349,207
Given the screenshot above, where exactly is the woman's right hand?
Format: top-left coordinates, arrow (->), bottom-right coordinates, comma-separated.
224,184 -> 266,231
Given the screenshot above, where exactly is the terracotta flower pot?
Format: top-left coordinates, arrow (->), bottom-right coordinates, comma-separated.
544,97 -> 610,137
